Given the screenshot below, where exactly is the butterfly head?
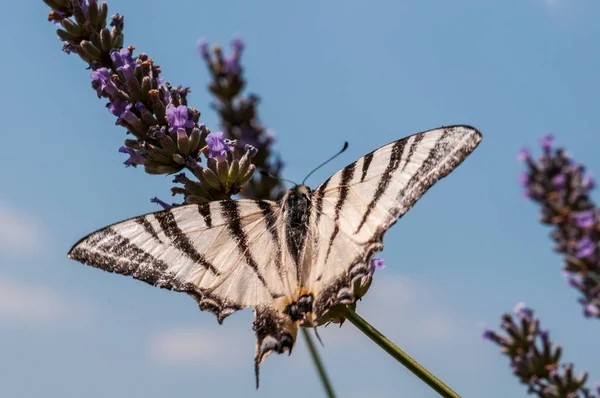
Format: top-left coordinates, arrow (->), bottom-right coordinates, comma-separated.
291,184 -> 312,197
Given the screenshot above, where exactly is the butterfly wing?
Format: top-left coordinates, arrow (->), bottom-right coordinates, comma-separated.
308,125 -> 482,321
68,199 -> 298,385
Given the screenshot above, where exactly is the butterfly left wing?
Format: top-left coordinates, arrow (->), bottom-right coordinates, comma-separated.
68,199 -> 299,386
307,125 -> 482,321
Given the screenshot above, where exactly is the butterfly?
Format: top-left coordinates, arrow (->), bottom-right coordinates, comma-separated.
68,125 -> 482,386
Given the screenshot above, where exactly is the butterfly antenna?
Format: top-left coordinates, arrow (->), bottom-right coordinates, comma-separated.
302,141 -> 349,186
259,170 -> 298,187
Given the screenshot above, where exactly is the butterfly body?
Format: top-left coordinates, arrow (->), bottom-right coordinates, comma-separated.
68,125 -> 482,387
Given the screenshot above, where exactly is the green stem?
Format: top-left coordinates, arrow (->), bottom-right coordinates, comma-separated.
302,328 -> 336,398
341,305 -> 461,398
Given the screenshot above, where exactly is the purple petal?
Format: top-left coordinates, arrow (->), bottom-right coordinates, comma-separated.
118,146 -> 146,168
552,174 -> 566,189
517,147 -> 530,162
583,303 -> 600,318
582,174 -> 596,190
513,302 -> 534,319
481,329 -> 496,341
206,132 -> 232,161
573,210 -> 595,229
107,99 -> 128,117
90,67 -> 117,97
197,39 -> 209,57
231,37 -> 245,54
540,134 -> 554,151
111,48 -> 135,69
166,105 -> 193,132
368,257 -> 385,275
575,236 -> 595,259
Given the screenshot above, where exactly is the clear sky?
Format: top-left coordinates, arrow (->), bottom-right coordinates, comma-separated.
2,1 -> 600,397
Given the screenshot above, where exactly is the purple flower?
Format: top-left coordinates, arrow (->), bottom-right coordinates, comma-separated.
540,134 -> 554,151
231,37 -> 245,54
150,197 -> 173,210
552,173 -> 566,189
583,304 -> 599,318
575,237 -> 595,259
224,37 -> 245,74
111,48 -> 135,70
206,132 -> 233,161
514,302 -> 534,319
90,67 -> 118,97
573,210 -> 595,229
166,105 -> 194,133
369,258 -> 385,275
568,276 -> 583,289
481,329 -> 495,341
197,39 -> 209,57
118,146 -> 146,168
517,147 -> 530,162
115,103 -> 137,125
107,99 -> 128,118
582,174 -> 595,190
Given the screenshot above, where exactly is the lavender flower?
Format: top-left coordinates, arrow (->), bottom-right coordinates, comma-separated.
111,48 -> 135,70
518,148 -> 530,162
166,105 -> 195,133
369,258 -> 385,275
540,134 -> 554,152
91,68 -> 118,97
484,303 -> 598,397
45,0 -> 254,203
519,137 -> 600,318
118,146 -> 146,168
206,132 -> 232,161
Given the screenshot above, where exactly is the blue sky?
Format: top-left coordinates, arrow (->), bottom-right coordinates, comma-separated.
2,0 -> 600,397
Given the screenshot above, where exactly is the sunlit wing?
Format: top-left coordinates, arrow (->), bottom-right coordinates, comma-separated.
68,199 -> 300,387
307,125 -> 482,320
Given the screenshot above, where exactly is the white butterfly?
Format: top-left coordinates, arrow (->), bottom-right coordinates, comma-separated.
68,125 -> 482,386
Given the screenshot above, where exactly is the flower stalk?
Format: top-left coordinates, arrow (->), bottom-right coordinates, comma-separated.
301,328 -> 336,398
341,305 -> 461,398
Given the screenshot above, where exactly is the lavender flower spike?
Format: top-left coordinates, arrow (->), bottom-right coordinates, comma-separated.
484,305 -> 599,397
519,136 -> 600,319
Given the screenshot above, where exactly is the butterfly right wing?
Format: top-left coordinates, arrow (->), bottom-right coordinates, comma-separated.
307,125 -> 482,322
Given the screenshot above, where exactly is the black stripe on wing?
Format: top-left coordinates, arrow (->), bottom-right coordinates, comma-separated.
323,162 -> 356,264
154,210 -> 221,276
257,200 -> 284,279
220,200 -> 270,289
354,133 -> 421,233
